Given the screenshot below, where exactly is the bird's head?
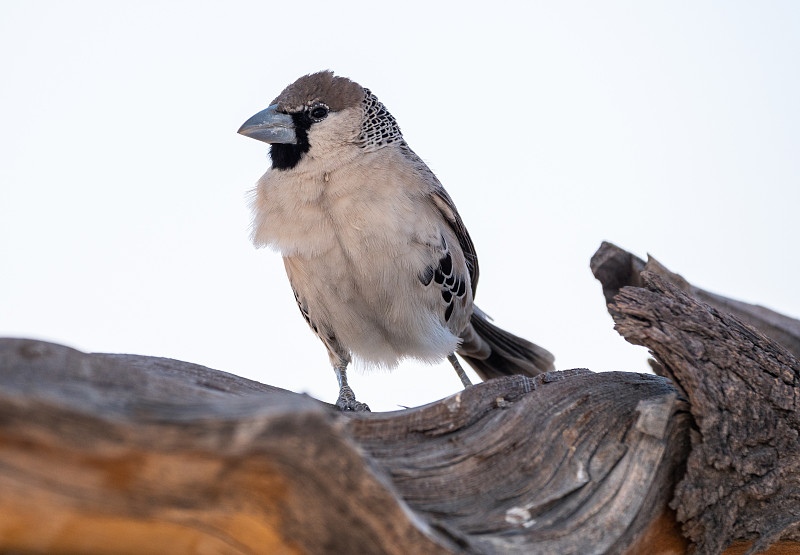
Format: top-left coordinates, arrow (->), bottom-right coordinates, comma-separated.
238,71 -> 403,170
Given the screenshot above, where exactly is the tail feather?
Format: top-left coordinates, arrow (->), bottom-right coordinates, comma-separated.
458,310 -> 555,381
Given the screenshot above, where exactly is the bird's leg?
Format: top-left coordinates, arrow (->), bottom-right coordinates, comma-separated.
334,363 -> 370,412
448,353 -> 473,388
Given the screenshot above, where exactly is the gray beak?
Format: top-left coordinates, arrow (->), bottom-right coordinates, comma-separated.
238,104 -> 297,144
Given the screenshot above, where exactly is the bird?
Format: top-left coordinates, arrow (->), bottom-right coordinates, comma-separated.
238,71 -> 554,411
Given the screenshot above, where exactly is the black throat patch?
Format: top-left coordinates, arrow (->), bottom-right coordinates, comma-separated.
269,112 -> 313,170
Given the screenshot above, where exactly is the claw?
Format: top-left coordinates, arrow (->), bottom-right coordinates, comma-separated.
336,385 -> 371,412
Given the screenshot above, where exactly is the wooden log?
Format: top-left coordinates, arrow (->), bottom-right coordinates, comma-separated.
0,339 -> 452,555
0,338 -> 689,554
3,242 -> 797,554
591,242 -> 800,554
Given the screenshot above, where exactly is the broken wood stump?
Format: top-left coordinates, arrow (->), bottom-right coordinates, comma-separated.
590,241 -> 800,360
592,241 -> 800,555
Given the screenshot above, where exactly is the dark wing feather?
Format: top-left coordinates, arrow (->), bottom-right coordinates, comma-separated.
431,188 -> 480,298
398,143 -> 480,298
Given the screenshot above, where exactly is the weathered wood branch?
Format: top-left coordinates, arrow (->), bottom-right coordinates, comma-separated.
0,338 -> 688,554
592,242 -> 800,555
2,242 -> 799,554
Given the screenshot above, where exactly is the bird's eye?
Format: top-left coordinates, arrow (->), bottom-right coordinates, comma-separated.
309,104 -> 329,121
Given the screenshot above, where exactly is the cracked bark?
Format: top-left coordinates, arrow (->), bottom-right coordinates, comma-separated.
592,241 -> 800,555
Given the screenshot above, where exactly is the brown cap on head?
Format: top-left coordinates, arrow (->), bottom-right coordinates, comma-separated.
271,71 -> 365,113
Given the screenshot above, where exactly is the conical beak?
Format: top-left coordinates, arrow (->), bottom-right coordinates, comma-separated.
238,105 -> 297,144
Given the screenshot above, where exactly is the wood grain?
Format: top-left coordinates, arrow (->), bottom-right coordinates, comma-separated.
0,339 -> 688,554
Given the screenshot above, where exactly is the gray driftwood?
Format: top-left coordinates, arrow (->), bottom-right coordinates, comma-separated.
1,242 -> 799,554
0,338 -> 687,554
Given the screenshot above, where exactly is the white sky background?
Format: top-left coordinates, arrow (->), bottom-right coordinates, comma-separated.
1,2 -> 798,412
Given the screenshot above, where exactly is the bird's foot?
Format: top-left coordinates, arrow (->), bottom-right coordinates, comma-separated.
336,385 -> 370,412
